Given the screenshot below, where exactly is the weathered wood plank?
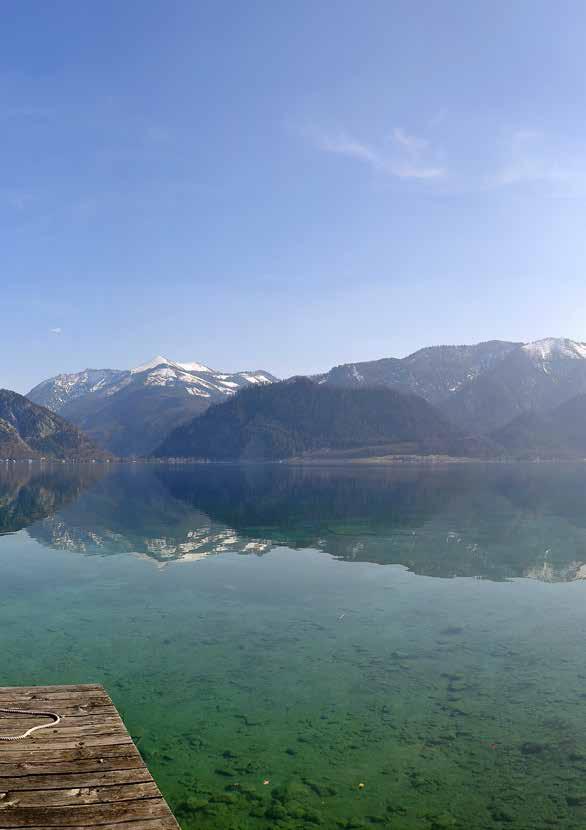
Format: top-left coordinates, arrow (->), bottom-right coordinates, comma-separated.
0,798 -> 171,826
0,717 -> 124,733
0,705 -> 116,718
0,782 -> 160,807
0,736 -> 134,752
0,770 -> 153,791
0,686 -> 179,829
0,687 -> 103,696
0,745 -> 142,765
16,819 -> 180,830
0,758 -> 146,778
0,725 -> 127,740
0,686 -> 110,700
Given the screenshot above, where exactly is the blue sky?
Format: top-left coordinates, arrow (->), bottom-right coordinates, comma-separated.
3,1 -> 586,392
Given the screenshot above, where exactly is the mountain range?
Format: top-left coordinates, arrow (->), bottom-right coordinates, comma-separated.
27,356 -> 276,457
317,337 -> 586,433
18,336 -> 586,461
156,377 -> 495,461
315,340 -> 521,405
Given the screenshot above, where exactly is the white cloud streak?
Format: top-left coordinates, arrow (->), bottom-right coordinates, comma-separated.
49,327 -> 62,335
305,126 -> 445,181
305,120 -> 586,195
491,129 -> 586,194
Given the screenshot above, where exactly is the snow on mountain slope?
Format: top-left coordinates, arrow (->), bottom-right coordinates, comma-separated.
27,368 -> 127,412
26,357 -> 278,457
316,341 -> 520,404
522,337 -> 586,362
28,357 -> 277,415
439,338 -> 586,433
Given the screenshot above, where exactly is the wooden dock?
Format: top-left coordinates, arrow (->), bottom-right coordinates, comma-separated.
0,685 -> 180,829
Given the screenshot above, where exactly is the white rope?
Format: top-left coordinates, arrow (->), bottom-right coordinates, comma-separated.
0,707 -> 61,741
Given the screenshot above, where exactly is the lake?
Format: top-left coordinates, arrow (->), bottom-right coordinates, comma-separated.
2,462 -> 586,829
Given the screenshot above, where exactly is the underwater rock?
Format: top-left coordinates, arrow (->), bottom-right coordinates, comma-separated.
490,805 -> 514,822
174,797 -> 209,817
291,804 -> 322,824
429,814 -> 457,829
408,771 -> 438,792
386,803 -> 408,816
225,782 -> 261,802
567,793 -> 586,807
265,802 -> 289,820
302,778 -> 337,797
520,742 -> 547,755
210,792 -> 237,804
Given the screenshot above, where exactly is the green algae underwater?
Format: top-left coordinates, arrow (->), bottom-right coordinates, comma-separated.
2,464 -> 586,829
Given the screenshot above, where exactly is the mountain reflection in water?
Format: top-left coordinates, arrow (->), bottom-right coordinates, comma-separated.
3,462 -> 586,581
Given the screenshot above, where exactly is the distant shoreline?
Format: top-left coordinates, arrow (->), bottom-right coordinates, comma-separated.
4,455 -> 585,466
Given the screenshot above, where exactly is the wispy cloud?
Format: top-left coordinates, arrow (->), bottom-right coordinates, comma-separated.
392,127 -> 429,155
304,125 -> 445,181
49,327 -> 62,335
491,129 -> 586,194
302,119 -> 586,195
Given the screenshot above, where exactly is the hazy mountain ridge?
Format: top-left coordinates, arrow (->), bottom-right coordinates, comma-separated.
316,340 -> 521,403
439,338 -> 586,433
492,393 -> 586,458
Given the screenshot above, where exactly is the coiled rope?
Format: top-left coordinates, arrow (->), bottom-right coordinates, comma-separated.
0,707 -> 61,741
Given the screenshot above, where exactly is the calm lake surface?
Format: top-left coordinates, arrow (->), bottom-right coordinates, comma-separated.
2,462 -> 586,829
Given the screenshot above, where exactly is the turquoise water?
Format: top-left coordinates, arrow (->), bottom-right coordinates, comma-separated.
2,463 -> 586,828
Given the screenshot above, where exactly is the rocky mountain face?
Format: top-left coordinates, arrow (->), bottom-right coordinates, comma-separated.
316,341 -> 520,403
27,356 -> 277,457
28,369 -> 126,412
0,390 -> 110,460
156,377 -> 495,461
439,338 -> 586,433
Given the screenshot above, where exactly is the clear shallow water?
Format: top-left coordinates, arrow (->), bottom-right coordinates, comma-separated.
2,464 -> 586,829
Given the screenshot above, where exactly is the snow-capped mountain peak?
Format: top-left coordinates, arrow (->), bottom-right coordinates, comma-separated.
130,355 -> 172,374
27,357 -> 278,455
130,356 -> 215,376
522,338 -> 586,361
177,361 -> 213,373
